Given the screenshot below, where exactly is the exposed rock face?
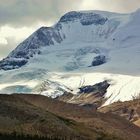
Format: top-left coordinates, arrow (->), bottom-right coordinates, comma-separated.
0,27 -> 63,70
59,11 -> 108,25
91,55 -> 107,66
10,27 -> 63,59
0,58 -> 28,70
57,81 -> 110,108
79,80 -> 109,94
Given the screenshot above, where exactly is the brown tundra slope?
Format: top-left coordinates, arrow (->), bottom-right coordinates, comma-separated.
99,99 -> 140,127
0,94 -> 140,140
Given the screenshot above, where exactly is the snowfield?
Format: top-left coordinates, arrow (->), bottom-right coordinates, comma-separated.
0,10 -> 140,105
47,72 -> 140,106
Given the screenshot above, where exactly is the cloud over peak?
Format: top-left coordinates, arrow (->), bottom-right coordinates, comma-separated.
0,0 -> 140,27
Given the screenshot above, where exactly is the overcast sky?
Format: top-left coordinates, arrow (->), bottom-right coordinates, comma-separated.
0,0 -> 140,59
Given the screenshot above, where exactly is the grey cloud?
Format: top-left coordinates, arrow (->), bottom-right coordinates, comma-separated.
0,37 -> 17,60
96,0 -> 140,13
0,0 -> 81,27
0,0 -> 140,27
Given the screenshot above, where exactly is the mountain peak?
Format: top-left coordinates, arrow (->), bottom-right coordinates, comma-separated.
59,11 -> 108,25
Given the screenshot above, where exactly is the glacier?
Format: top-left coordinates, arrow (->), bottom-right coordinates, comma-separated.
0,10 -> 140,105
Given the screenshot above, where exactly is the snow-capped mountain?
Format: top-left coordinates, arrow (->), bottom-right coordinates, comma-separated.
0,11 -> 124,70
0,10 -> 140,106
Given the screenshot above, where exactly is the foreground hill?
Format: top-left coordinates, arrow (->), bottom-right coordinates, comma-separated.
0,94 -> 140,140
0,94 -> 86,139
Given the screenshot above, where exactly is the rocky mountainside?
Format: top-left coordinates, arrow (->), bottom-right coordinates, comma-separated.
57,80 -> 110,108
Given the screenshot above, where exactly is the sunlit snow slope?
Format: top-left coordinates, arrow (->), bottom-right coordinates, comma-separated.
0,10 -> 140,105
